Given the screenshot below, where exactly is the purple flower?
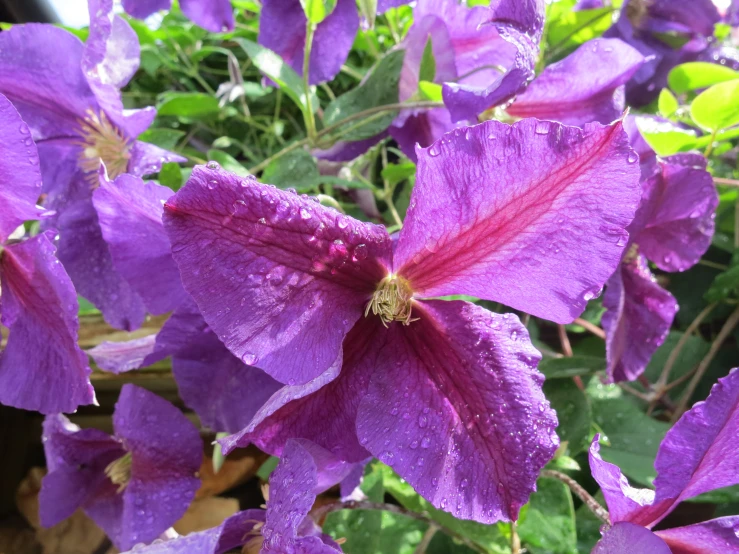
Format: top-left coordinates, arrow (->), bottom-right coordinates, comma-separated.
0,0 -> 184,331
122,0 -> 235,32
117,439 -> 350,553
163,119 -> 641,523
602,120 -> 718,382
40,384 -> 202,551
590,368 -> 739,552
0,93 -> 94,414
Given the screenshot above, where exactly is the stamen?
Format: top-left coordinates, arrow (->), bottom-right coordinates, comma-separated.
623,243 -> 639,263
365,274 -> 418,327
105,452 -> 132,493
75,109 -> 132,185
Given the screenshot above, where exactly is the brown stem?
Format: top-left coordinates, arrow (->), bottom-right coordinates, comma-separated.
558,324 -> 573,357
414,525 -> 438,554
574,318 -> 606,340
511,521 -> 521,554
541,470 -> 610,526
715,177 -> 739,187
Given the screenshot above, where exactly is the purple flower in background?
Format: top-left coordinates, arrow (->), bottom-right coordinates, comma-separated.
40,384 -> 202,551
590,368 -> 739,553
122,0 -> 235,33
164,119 -> 640,523
0,0 -> 184,331
601,119 -> 718,382
118,439 -> 350,553
0,93 -> 94,414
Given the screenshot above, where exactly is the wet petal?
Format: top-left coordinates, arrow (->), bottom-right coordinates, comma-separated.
356,300 -> 558,523
602,256 -> 677,383
389,108 -> 455,163
395,119 -> 641,324
508,38 -> 645,126
88,335 -> 158,374
593,522 -> 671,554
181,0 -> 235,32
164,165 -> 392,385
655,517 -> 739,554
121,0 -> 171,20
0,232 -> 95,413
128,140 -> 187,178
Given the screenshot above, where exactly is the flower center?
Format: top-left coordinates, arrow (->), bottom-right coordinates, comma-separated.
626,0 -> 652,29
623,243 -> 639,263
366,274 -> 417,327
76,110 -> 132,184
105,452 -> 132,493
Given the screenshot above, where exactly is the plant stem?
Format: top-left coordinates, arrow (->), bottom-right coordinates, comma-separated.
541,470 -> 611,526
302,22 -> 317,143
715,177 -> 739,187
574,318 -> 606,339
704,130 -> 718,157
510,521 -> 521,554
558,325 -> 573,357
414,525 -> 438,554
382,146 -> 403,228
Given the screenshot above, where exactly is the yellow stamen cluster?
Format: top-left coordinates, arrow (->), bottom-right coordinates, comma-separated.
75,109 -> 131,185
365,275 -> 417,327
104,452 -> 132,493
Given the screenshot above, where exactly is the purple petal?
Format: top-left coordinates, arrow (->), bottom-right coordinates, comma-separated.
389,108 -> 455,163
637,0 -> 720,38
655,517 -> 739,554
128,140 -> 187,178
593,522 -> 671,554
0,94 -> 42,241
356,300 -> 558,523
121,0 -> 171,19
88,335 -> 158,374
0,232 -> 95,413
259,0 -> 359,86
508,38 -> 644,126
109,384 -> 202,550
181,0 -> 235,32
395,119 -> 641,324
313,133 -> 387,162
653,369 -> 739,505
93,172 -> 187,315
377,0 -> 410,12
163,166 -> 392,385
602,256 -> 677,383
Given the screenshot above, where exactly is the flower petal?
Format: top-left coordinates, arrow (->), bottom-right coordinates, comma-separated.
602,256 -> 677,383
259,0 -> 359,86
181,0 -> 235,32
653,368 -> 739,505
507,38 -> 645,126
389,108 -> 455,163
0,232 -> 95,413
395,119 -> 641,324
164,165 -> 392,385
655,516 -> 739,554
356,300 -> 557,523
93,172 -> 187,315
128,140 -> 187,178
593,522 -> 671,554
0,94 -> 42,242
88,335 -> 158,374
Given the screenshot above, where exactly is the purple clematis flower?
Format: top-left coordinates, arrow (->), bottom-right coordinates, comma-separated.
117,439 -> 349,553
601,119 -> 718,382
590,368 -> 739,553
163,118 -> 641,523
40,384 -> 202,551
604,0 -> 721,105
0,0 -> 184,331
122,0 -> 235,33
0,93 -> 95,414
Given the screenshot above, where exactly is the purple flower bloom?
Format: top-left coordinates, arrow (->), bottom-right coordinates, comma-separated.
122,0 -> 235,32
0,93 -> 94,414
602,120 -> 718,382
40,384 -> 202,551
117,439 -> 350,553
590,368 -> 739,552
0,0 -> 184,331
163,119 -> 641,523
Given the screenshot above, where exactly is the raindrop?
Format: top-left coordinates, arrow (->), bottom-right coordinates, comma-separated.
627,151 -> 639,164
206,161 -> 220,170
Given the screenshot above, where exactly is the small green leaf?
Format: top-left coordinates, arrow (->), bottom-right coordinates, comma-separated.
419,35 -> 436,83
137,128 -> 185,151
658,89 -> 679,118
206,150 -> 250,177
668,62 -> 739,94
544,379 -> 592,452
518,477 -> 578,554
381,162 -> 416,186
158,162 -> 183,190
157,92 -> 221,118
300,0 -> 337,24
705,263 -> 739,302
539,356 -> 604,379
261,149 -> 320,190
358,0 -> 378,29
418,81 -> 443,102
691,79 -> 739,132
256,456 -> 279,480
635,116 -> 698,156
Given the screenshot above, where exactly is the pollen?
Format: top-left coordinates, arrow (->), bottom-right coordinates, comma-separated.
365,274 -> 418,327
75,110 -> 132,184
104,452 -> 132,493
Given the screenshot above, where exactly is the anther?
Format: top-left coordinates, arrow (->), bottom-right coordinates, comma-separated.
75,110 -> 132,185
365,274 -> 418,327
105,452 -> 132,493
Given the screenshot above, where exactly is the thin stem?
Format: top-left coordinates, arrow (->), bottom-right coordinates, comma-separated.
671,305 -> 739,423
574,318 -> 606,340
699,259 -> 729,271
382,146 -> 403,228
704,130 -> 718,158
715,177 -> 739,187
511,521 -> 521,554
558,325 -> 573,357
541,470 -> 611,526
414,525 -> 438,554
302,22 -> 317,142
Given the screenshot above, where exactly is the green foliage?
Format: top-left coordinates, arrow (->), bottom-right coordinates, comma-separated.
300,0 -> 338,24
668,62 -> 739,95
691,79 -> 739,132
517,478 -> 578,554
544,379 -> 592,452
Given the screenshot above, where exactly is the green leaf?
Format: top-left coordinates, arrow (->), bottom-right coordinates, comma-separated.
256,456 -> 278,480
691,79 -> 739,132
358,0 -> 378,29
300,0 -> 337,24
668,62 -> 739,95
705,264 -> 739,302
261,149 -> 320,190
546,7 -> 615,55
206,150 -> 250,177
643,331 -> 710,398
544,379 -> 592,452
418,81 -> 443,102
157,92 -> 221,118
137,128 -> 185,151
158,162 -> 183,190
324,50 -> 405,141
635,116 -> 698,156
419,35 -> 436,83
382,162 -> 416,186
517,477 -> 578,554
658,88 -> 679,118
539,356 -> 604,379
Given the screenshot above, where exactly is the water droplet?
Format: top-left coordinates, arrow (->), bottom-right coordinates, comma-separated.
206,161 -> 220,170
428,143 -> 441,157
627,151 -> 639,164
241,352 -> 258,365
535,122 -> 550,135
300,208 -> 312,220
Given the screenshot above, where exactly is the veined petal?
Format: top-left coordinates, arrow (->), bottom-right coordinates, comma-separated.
128,140 -> 187,178
389,108 -> 455,163
593,522 -> 671,554
121,0 -> 171,19
356,300 -> 557,523
0,232 -> 95,413
507,38 -> 645,126
93,172 -> 187,315
110,385 -> 202,550
164,165 -> 392,385
653,369 -> 739,505
395,119 -> 641,324
655,517 -> 739,554
602,256 -> 677,383
259,0 -> 359,86
181,0 -> 235,32
89,335 -> 158,374
0,94 -> 42,242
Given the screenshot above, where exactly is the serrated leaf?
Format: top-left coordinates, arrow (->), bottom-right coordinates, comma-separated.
544,378 -> 592,452
658,88 -> 679,118
157,92 -> 221,118
668,62 -> 739,94
691,79 -> 739,132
